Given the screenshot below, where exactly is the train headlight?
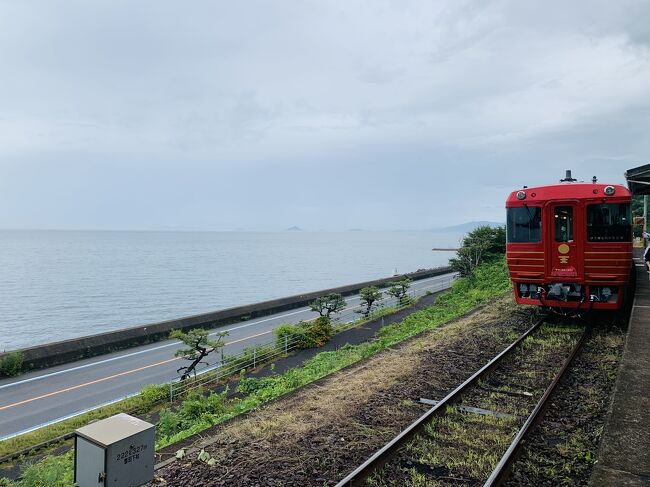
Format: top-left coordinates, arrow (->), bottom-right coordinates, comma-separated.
604,186 -> 615,196
516,191 -> 526,200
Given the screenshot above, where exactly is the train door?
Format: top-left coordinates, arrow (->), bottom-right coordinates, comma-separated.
548,202 -> 583,280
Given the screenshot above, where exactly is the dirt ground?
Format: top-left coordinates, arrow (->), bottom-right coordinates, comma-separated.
150,296 -> 539,487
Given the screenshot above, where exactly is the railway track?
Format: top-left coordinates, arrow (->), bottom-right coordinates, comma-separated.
335,318 -> 588,486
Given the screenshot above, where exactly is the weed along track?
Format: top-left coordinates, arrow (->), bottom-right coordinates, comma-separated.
148,297 -> 542,487
337,321 -> 587,487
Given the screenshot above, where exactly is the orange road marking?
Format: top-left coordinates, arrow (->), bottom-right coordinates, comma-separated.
0,294 -> 394,412
225,329 -> 273,346
0,357 -> 181,412
0,328 -> 286,412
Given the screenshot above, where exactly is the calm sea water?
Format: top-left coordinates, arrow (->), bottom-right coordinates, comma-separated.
0,230 -> 460,351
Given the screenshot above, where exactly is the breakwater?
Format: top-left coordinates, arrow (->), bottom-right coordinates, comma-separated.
2,266 -> 452,372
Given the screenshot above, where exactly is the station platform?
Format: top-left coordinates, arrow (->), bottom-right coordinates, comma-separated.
590,262 -> 650,486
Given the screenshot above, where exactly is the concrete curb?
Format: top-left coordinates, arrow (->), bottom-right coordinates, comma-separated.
1,266 -> 452,372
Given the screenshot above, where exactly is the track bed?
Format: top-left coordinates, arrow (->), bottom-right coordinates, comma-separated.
149,299 -> 626,487
150,297 -> 539,486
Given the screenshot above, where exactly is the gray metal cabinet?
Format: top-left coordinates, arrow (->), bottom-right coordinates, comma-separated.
74,413 -> 155,487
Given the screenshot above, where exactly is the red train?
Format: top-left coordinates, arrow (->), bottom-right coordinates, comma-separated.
506,170 -> 633,312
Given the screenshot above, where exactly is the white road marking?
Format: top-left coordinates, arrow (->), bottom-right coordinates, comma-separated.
0,274 -> 455,440
0,275 -> 450,391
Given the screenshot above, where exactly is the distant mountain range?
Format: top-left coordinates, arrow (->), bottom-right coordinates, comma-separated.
282,222 -> 503,232
432,221 -> 504,233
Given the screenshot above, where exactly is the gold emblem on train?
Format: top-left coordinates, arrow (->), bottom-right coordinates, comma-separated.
558,243 -> 570,264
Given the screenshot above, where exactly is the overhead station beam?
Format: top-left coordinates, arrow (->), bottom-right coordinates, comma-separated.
625,163 -> 650,195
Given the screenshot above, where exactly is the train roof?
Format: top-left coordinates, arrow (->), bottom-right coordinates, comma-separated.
506,182 -> 631,205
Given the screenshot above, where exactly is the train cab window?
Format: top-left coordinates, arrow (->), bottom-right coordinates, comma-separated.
554,206 -> 573,242
507,207 -> 541,243
587,203 -> 631,242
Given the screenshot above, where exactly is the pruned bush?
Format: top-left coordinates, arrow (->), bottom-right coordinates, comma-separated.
357,286 -> 382,316
386,279 -> 412,307
0,351 -> 23,377
274,317 -> 333,350
305,316 -> 333,347
274,322 -> 314,350
6,258 -> 511,482
309,293 -> 346,318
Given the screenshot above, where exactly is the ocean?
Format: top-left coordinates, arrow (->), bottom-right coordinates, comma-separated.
0,230 -> 460,351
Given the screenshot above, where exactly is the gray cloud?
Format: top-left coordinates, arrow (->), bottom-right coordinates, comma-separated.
1,0 -> 649,230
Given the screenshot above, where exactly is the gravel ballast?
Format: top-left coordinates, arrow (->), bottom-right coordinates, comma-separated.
150,297 -> 538,486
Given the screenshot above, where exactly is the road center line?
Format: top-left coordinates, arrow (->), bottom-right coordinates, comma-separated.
0,306 -> 315,390
0,357 -> 181,412
0,274 -> 453,416
0,328 -> 289,411
0,275 -> 450,393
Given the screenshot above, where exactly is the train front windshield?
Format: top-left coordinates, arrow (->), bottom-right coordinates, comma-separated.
507,207 -> 542,243
587,203 -> 632,242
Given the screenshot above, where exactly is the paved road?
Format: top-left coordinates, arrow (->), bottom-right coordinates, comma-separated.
0,273 -> 456,439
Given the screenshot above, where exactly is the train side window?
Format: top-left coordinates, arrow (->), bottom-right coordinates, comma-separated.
554,206 -> 573,242
587,203 -> 631,242
507,207 -> 541,243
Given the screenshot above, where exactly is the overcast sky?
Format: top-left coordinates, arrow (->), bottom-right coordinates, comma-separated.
1,0 -> 649,231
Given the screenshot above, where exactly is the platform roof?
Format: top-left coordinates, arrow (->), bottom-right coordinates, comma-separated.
625,164 -> 650,195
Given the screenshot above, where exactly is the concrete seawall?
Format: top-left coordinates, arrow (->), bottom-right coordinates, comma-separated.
2,266 -> 452,371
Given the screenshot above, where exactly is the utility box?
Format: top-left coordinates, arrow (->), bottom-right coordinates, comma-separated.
74,413 -> 155,487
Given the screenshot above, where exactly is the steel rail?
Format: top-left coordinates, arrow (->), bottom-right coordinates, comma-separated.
334,317 -> 545,487
483,325 -> 589,486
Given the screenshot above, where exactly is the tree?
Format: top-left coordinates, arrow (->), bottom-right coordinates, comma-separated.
357,286 -> 382,317
449,225 -> 506,277
171,328 -> 228,380
309,292 -> 347,318
387,279 -> 412,305
632,195 -> 645,238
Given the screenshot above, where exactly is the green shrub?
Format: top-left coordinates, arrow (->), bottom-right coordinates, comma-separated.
0,351 -> 23,377
236,376 -> 278,395
274,321 -> 315,350
0,451 -> 73,487
450,225 -> 506,277
6,258 -> 511,483
275,318 -> 333,350
156,388 -> 229,440
139,384 -> 168,409
275,323 -> 307,349
157,410 -> 182,439
305,316 -> 333,347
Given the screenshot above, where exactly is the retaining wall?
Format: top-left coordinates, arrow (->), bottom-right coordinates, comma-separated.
1,266 -> 452,372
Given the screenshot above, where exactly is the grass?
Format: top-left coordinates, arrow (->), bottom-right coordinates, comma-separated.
0,383 -> 169,460
0,352 -> 24,378
371,321 -> 584,485
1,259 -> 511,487
0,288 -> 427,461
509,328 -> 625,485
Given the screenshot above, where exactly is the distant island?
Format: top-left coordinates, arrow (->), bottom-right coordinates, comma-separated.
286,226 -> 302,231
431,221 -> 504,233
